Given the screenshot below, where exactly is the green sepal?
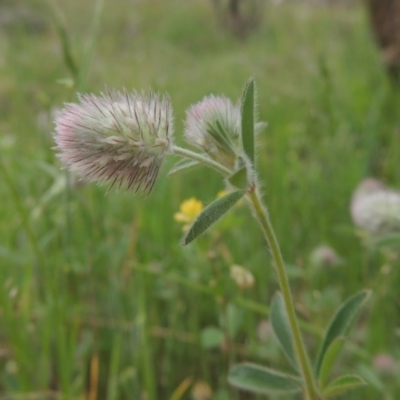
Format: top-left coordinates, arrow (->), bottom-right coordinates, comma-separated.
240,78 -> 256,166
207,120 -> 236,153
316,290 -> 371,375
181,190 -> 246,245
227,167 -> 249,190
321,374 -> 366,398
228,363 -> 302,395
318,337 -> 345,388
270,292 -> 297,369
168,159 -> 200,177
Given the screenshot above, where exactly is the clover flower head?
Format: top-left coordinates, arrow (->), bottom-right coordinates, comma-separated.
184,95 -> 241,168
351,179 -> 400,235
174,197 -> 203,232
54,89 -> 173,193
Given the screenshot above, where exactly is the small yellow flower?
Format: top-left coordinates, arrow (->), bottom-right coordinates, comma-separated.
174,197 -> 204,232
230,264 -> 255,289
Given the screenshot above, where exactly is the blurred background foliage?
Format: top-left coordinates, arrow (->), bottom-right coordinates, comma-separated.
0,0 -> 400,399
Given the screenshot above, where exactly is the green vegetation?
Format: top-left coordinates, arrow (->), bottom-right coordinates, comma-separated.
1,0 -> 399,398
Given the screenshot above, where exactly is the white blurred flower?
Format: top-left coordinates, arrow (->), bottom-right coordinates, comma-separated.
230,264 -> 255,289
350,179 -> 400,235
310,245 -> 342,268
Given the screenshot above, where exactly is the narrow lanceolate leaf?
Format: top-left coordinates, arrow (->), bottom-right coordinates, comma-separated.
227,167 -> 249,190
318,337 -> 345,388
316,290 -> 371,375
228,363 -> 302,395
270,292 -> 297,369
182,190 -> 246,245
322,374 -> 366,398
168,160 -> 200,177
240,78 -> 255,165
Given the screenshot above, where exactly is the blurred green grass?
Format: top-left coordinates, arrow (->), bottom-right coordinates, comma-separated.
1,0 -> 400,398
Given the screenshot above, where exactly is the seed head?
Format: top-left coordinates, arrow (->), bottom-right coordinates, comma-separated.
54,90 -> 173,193
184,95 -> 241,168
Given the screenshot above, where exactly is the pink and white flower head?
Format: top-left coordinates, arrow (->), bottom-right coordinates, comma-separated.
350,178 -> 400,235
184,95 -> 241,168
54,90 -> 173,193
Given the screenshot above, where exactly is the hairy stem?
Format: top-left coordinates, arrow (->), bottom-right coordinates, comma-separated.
248,188 -> 318,400
170,145 -> 231,177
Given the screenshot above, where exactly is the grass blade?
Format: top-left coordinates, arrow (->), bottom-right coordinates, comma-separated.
240,78 -> 255,165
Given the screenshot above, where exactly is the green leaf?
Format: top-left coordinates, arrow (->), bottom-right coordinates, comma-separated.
322,374 -> 366,398
200,326 -> 224,350
318,337 -> 345,388
270,292 -> 297,369
182,190 -> 246,245
241,78 -> 255,165
228,363 -> 302,395
227,167 -> 248,189
356,364 -> 383,391
168,159 -> 200,177
316,290 -> 371,375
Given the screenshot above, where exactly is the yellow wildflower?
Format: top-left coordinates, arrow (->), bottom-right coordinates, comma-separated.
174,197 -> 203,232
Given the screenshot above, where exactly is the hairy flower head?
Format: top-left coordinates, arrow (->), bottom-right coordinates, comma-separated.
351,179 -> 400,235
54,90 -> 173,193
184,95 -> 241,168
174,197 -> 203,232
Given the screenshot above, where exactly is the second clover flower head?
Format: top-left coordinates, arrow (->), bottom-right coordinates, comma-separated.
54,89 -> 173,194
184,95 -> 241,169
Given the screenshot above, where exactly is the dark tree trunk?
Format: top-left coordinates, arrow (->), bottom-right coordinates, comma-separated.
367,0 -> 400,82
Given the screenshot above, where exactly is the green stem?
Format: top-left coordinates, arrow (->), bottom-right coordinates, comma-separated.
248,188 -> 318,400
170,145 -> 231,177
169,145 -> 317,398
